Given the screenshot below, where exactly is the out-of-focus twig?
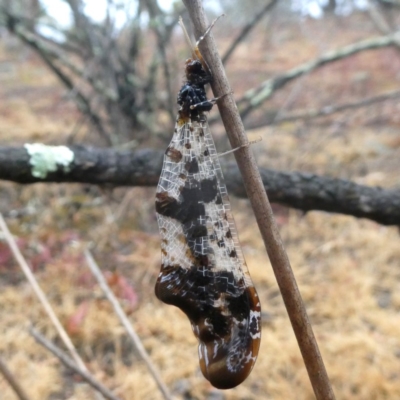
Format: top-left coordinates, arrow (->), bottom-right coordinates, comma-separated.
0,213 -> 87,373
2,14 -> 111,145
365,0 -> 400,56
12,22 -> 118,101
222,0 -> 278,64
0,357 -> 31,400
366,0 -> 394,34
146,0 -> 178,122
83,250 -> 173,400
245,88 -> 400,128
379,0 -> 400,6
29,327 -> 121,400
238,31 -> 400,119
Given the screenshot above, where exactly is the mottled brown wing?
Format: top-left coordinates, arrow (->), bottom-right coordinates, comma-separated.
155,119 -> 261,389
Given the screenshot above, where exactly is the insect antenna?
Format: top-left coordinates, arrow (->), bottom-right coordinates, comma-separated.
178,17 -> 196,60
195,14 -> 225,48
179,14 -> 225,73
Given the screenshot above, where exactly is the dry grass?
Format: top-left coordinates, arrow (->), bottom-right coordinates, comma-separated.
1,12 -> 400,400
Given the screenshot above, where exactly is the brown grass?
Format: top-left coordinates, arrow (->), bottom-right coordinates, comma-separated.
1,12 -> 400,400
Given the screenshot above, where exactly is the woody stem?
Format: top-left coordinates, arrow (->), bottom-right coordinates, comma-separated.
182,1 -> 336,399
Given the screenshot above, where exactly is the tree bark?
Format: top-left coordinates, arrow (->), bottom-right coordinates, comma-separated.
1,145 -> 399,226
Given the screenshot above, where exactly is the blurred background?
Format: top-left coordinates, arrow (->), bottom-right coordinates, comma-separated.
0,0 -> 400,399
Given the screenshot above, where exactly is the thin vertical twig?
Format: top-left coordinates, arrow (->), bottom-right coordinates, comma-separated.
221,0 -> 278,64
29,327 -> 121,400
181,2 -> 336,399
83,250 -> 173,400
0,357 -> 31,400
0,213 -> 87,372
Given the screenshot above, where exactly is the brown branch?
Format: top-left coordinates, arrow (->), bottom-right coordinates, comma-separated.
222,0 -> 278,64
29,327 -> 121,400
181,2 -> 335,398
0,357 -> 31,400
0,145 -> 399,226
238,31 -> 400,119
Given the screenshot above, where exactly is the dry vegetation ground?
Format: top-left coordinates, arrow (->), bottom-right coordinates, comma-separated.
0,12 -> 400,400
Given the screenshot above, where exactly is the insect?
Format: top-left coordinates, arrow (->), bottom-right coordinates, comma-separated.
155,18 -> 261,390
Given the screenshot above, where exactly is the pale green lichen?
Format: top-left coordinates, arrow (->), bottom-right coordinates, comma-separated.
24,143 -> 74,179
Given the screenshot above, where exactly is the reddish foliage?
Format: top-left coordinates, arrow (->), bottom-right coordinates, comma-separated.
66,301 -> 90,336
0,241 -> 13,265
105,271 -> 139,313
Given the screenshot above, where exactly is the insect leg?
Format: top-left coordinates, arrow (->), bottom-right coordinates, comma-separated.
216,136 -> 263,158
190,91 -> 232,111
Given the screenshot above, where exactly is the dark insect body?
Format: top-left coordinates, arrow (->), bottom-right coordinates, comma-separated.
155,24 -> 261,390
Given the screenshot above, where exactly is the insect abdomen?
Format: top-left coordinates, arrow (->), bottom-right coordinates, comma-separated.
155,262 -> 261,389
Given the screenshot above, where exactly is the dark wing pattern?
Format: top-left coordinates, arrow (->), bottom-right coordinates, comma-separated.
155,111 -> 261,389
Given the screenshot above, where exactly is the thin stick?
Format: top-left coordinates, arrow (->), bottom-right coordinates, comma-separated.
29,327 -> 121,400
83,250 -> 173,400
179,16 -> 196,57
0,213 -> 87,372
0,357 -> 31,400
244,88 -> 400,129
222,0 -> 278,64
237,31 -> 400,119
181,2 -> 336,399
